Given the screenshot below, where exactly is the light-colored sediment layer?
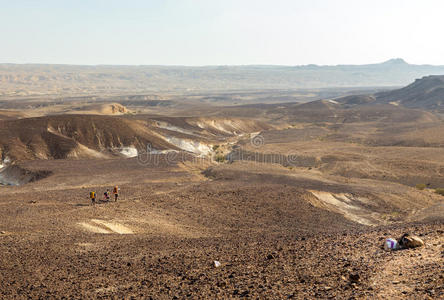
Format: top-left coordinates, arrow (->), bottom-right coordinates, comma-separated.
78,222 -> 113,234
90,219 -> 133,234
79,219 -> 133,234
308,190 -> 379,226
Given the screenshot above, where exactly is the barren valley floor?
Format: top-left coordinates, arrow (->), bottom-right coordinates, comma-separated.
0,82 -> 444,298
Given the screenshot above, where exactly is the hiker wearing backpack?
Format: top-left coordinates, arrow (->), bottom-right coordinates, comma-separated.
104,189 -> 110,201
90,191 -> 96,205
113,186 -> 120,202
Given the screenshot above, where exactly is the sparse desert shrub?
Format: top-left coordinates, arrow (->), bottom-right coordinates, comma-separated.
416,183 -> 427,190
212,145 -> 220,151
214,154 -> 225,163
434,188 -> 444,196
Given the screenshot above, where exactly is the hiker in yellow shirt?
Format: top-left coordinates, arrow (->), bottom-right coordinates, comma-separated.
90,191 -> 96,205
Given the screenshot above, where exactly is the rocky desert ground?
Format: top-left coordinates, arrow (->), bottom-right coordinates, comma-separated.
0,74 -> 443,299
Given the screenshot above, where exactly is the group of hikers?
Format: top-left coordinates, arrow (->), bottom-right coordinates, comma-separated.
89,186 -> 119,205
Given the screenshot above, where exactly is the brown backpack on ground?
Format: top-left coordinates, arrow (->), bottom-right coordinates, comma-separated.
398,233 -> 424,249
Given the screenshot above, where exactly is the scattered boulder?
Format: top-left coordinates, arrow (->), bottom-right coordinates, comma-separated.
349,273 -> 360,284
213,260 -> 221,268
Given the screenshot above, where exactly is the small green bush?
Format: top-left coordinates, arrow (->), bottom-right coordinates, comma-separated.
416,183 -> 427,190
212,145 -> 220,151
214,154 -> 225,163
434,188 -> 444,196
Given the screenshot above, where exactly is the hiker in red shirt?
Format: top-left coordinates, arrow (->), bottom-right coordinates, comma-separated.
113,186 -> 120,202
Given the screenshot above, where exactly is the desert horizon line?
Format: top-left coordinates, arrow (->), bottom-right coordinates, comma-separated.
2,58 -> 444,68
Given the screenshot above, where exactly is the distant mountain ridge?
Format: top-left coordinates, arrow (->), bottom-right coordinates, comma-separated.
334,75 -> 444,111
381,58 -> 408,65
1,59 -> 444,95
376,75 -> 444,110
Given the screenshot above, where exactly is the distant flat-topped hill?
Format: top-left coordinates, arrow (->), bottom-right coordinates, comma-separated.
2,59 -> 444,96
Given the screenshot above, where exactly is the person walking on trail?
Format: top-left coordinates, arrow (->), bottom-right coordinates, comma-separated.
104,189 -> 110,201
113,186 -> 120,202
90,191 -> 96,205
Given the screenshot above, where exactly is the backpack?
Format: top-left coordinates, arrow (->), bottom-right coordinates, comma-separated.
398,233 -> 424,249
90,191 -> 95,198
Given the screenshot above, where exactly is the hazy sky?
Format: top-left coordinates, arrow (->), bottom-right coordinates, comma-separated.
1,0 -> 443,66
